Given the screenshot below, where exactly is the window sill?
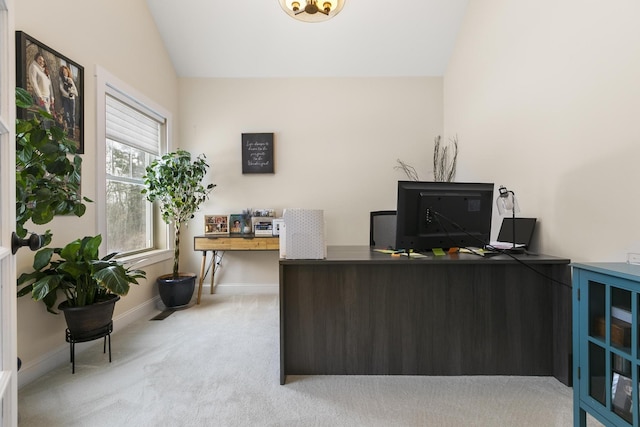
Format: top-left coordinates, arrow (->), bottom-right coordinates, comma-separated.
117,248 -> 173,269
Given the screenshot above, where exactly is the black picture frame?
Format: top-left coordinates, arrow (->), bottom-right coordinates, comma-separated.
16,31 -> 84,153
242,133 -> 274,174
612,372 -> 633,423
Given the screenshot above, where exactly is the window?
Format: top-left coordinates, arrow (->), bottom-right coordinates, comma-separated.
105,95 -> 161,254
97,66 -> 170,261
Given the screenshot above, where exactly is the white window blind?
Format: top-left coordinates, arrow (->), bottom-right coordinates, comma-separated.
105,92 -> 162,155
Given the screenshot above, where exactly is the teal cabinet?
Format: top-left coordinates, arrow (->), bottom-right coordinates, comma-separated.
573,263 -> 640,426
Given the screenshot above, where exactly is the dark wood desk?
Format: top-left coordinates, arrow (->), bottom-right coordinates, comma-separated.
194,235 -> 279,304
279,246 -> 572,385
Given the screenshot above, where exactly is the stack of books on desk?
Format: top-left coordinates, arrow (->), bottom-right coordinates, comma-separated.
254,220 -> 273,236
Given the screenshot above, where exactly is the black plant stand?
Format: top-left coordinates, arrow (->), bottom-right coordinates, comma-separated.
65,321 -> 113,373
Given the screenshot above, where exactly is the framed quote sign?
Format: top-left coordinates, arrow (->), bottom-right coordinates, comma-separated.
242,133 -> 274,174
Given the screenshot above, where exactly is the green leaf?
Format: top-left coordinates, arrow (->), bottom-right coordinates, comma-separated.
41,290 -> 61,313
31,204 -> 55,225
32,275 -> 60,301
93,266 -> 131,295
81,235 -> 102,259
15,87 -> 34,108
33,248 -> 54,270
59,239 -> 82,261
16,283 -> 34,298
74,203 -> 86,217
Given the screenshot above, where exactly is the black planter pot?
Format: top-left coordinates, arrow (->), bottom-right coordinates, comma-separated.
157,273 -> 196,308
58,294 -> 120,336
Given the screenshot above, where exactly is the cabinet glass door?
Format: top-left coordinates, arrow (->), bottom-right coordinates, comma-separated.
584,277 -> 637,425
586,280 -> 607,406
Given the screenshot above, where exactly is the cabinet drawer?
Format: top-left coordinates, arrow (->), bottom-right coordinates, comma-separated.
194,236 -> 279,251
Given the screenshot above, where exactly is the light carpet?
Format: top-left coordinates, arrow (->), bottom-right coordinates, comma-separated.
18,294 -> 599,426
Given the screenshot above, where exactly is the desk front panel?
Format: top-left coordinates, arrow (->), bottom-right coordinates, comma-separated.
279,248 -> 571,385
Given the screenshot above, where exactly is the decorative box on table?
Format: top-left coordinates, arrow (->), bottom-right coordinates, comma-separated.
281,209 -> 326,259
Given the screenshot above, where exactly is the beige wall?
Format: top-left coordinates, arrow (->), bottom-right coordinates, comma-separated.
16,0 -> 177,369
14,1 -> 444,372
178,77 -> 444,285
444,0 -> 640,262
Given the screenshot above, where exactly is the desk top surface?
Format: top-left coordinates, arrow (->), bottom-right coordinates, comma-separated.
280,245 -> 570,266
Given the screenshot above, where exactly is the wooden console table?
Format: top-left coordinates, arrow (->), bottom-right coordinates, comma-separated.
280,245 -> 572,385
193,235 -> 279,304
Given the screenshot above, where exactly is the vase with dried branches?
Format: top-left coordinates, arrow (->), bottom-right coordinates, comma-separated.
395,135 -> 459,182
433,135 -> 458,182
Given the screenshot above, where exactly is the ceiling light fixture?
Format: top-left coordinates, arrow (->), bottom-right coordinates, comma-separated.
278,0 -> 345,23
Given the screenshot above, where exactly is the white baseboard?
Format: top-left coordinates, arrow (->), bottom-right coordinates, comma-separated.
211,283 -> 278,295
18,296 -> 161,389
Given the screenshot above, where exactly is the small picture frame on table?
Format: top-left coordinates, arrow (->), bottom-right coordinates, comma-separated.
205,215 -> 229,235
229,214 -> 243,234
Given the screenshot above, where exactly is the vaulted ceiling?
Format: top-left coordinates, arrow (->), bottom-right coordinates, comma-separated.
146,0 -> 469,78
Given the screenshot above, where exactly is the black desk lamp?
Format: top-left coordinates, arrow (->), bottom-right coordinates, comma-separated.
496,185 -> 524,254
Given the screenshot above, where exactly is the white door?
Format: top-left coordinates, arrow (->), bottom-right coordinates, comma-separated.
0,0 -> 18,426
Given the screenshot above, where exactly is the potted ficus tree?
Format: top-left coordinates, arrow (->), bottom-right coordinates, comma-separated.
17,235 -> 146,335
142,149 -> 215,308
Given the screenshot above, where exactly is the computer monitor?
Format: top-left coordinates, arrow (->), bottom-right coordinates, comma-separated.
395,181 -> 494,252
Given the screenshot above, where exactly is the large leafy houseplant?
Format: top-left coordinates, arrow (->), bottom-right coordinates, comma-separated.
17,235 -> 146,314
15,87 -> 89,244
142,149 -> 215,278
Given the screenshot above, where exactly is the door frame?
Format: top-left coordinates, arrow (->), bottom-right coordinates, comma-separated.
0,0 -> 19,425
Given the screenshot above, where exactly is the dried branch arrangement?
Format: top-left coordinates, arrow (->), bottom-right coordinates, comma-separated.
395,135 -> 459,182
433,135 -> 458,182
394,159 -> 420,181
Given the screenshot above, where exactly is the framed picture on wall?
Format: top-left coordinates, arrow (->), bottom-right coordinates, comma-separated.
16,31 -> 85,153
242,133 -> 274,174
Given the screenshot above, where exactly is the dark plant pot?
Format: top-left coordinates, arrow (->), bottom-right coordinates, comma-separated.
58,294 -> 120,336
157,273 -> 196,308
